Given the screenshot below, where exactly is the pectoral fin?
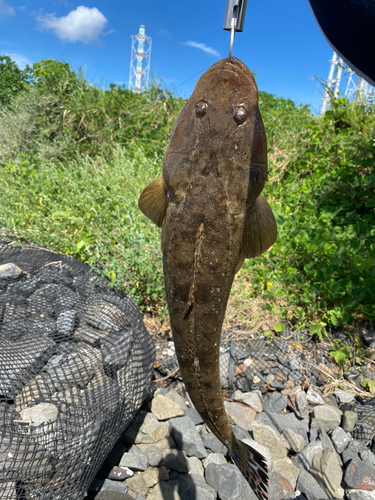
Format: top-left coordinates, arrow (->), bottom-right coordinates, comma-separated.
138,177 -> 168,228
236,195 -> 277,272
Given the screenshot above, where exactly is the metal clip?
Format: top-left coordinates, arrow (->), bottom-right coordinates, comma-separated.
223,0 -> 248,32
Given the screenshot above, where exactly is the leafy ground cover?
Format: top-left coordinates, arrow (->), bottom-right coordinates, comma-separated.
1,56 -> 374,338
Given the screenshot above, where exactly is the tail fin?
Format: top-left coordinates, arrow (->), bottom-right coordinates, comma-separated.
230,438 -> 269,500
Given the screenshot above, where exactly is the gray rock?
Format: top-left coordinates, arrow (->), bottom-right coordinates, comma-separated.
352,421 -> 375,443
316,428 -> 336,453
344,456 -> 375,489
232,425 -> 250,442
272,457 -> 300,489
161,449 -> 190,473
252,421 -> 287,460
201,431 -> 227,455
96,492 -> 134,500
360,449 -> 375,467
169,417 -> 207,458
120,445 -> 148,471
185,407 -> 203,425
0,263 -> 22,279
268,471 -> 296,499
205,463 -> 257,500
263,391 -> 287,414
342,410 -> 358,432
310,405 -> 342,432
282,428 -> 305,453
261,411 -> 309,445
93,479 -> 129,494
295,391 -> 309,419
346,490 -> 375,500
151,395 -> 184,420
56,309 -> 76,336
306,386 -> 326,406
310,449 -> 343,498
202,453 -> 227,469
147,481 -> 181,500
164,389 -> 188,412
330,426 -> 351,454
101,328 -> 133,369
292,441 -> 324,472
342,439 -> 366,465
0,482 -> 17,499
108,466 -> 134,481
224,400 -> 256,431
362,329 -> 375,349
126,474 -> 148,498
334,388 -> 355,404
187,456 -> 204,476
296,469 -> 328,500
233,389 -> 263,412
144,445 -> 163,467
20,402 -> 58,426
177,473 -> 217,500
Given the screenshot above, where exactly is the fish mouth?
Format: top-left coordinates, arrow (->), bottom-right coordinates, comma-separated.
203,56 -> 255,84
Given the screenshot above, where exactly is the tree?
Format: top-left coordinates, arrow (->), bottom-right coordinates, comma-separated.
0,55 -> 33,108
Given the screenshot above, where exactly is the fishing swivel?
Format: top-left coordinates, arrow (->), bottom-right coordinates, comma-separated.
223,0 -> 248,60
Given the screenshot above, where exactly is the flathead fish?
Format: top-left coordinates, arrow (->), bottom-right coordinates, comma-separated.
138,57 -> 277,500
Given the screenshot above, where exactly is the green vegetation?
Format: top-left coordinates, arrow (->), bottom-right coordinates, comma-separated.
0,56 -> 374,332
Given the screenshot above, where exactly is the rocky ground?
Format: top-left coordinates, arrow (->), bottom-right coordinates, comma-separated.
85,368 -> 375,500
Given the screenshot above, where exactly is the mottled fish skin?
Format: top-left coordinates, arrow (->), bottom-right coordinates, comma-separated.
138,57 -> 277,500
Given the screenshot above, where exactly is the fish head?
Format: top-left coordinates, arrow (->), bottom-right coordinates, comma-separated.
163,57 -> 268,206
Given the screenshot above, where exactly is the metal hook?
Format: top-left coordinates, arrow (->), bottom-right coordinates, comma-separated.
223,0 -> 248,60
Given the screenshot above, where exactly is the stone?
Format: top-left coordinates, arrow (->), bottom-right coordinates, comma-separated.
306,385 -> 326,406
175,473 -> 217,500
273,457 -> 300,490
330,426 -> 351,454
0,482 -> 17,500
352,422 -> 375,443
263,391 -> 287,414
120,446 -> 148,471
316,428 -> 336,454
108,466 -> 134,481
334,388 -> 355,404
20,402 -> 58,426
224,401 -> 256,431
205,463 -> 257,500
294,391 -> 309,419
362,329 -> 375,349
261,411 -> 309,445
233,390 -> 263,412
361,450 -> 375,467
151,395 -> 184,420
268,471 -> 295,500
282,428 -> 305,453
343,410 -> 358,432
200,431 -> 227,455
344,456 -> 375,490
342,440 -> 367,466
346,490 -> 375,500
185,407 -> 204,425
187,456 -> 204,476
292,441 -> 324,472
139,466 -> 168,488
100,479 -> 129,494
96,493 -> 134,500
169,417 -> 207,458
147,481 -> 181,500
164,390 -> 187,412
126,475 -> 148,498
310,449 -> 343,498
202,453 -> 227,469
310,405 -> 342,432
232,425 -> 250,442
161,449 -> 190,473
296,470 -> 328,500
252,421 -> 287,460
56,309 -> 76,336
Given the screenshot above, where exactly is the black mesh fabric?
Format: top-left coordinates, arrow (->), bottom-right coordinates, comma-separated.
0,243 -> 155,500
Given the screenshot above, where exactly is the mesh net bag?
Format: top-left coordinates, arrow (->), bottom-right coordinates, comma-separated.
0,243 -> 155,500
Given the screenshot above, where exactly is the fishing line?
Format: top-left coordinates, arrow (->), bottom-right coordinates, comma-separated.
76,67 -> 208,143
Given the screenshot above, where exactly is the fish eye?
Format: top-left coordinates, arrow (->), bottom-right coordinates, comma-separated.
234,106 -> 247,124
195,101 -> 207,117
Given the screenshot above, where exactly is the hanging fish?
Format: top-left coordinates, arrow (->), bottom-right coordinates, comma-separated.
138,56 -> 277,500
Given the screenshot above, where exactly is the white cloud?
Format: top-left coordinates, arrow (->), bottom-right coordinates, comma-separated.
2,51 -> 32,68
0,0 -> 15,17
36,6 -> 108,44
183,41 -> 219,57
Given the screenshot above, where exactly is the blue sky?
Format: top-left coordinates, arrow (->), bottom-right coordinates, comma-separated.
0,0 -> 347,112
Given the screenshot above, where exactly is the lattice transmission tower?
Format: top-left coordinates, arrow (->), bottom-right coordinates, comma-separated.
321,51 -> 374,115
129,25 -> 152,93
